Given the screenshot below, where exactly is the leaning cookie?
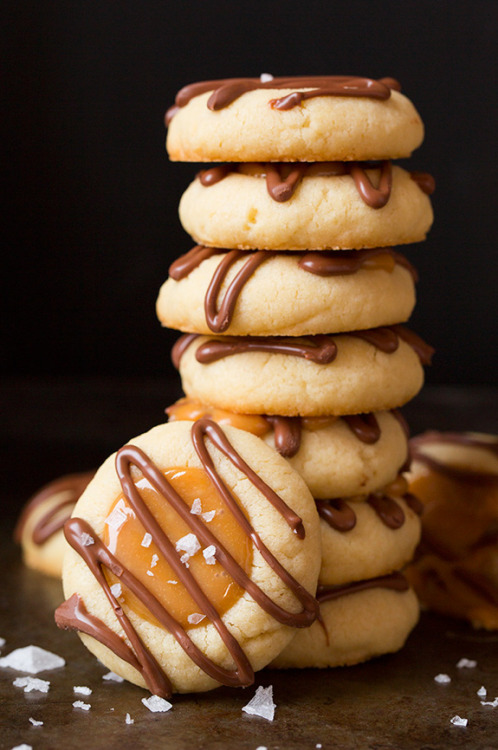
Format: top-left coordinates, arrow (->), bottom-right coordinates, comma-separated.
56,420 -> 321,695
14,472 -> 94,578
167,398 -> 410,499
172,327 -> 433,417
157,247 -> 417,336
166,76 -> 424,162
406,431 -> 498,630
179,164 -> 434,251
271,573 -> 419,668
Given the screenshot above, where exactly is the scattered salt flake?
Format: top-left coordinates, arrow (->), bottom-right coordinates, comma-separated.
201,510 -> 216,523
203,545 -> 216,565
73,700 -> 91,711
450,715 -> 468,727
151,554 -> 159,568
141,532 -> 152,548
176,533 -> 201,559
0,637 -> 6,648
180,554 -> 190,566
106,506 -> 128,531
125,712 -> 134,724
73,686 -> 92,696
190,498 -> 202,515
11,745 -> 32,750
457,658 -> 477,669
242,685 -> 276,722
260,73 -> 274,82
434,673 -> 451,684
142,695 -> 173,713
29,717 -> 43,727
255,746 -> 268,750
102,671 -> 124,682
14,676 -> 50,693
316,745 -> 323,749
477,686 -> 487,697
187,613 -> 206,625
110,583 -> 122,598
81,532 -> 94,546
0,646 -> 65,674
146,570 -> 154,577
481,697 -> 498,708
167,580 -> 178,585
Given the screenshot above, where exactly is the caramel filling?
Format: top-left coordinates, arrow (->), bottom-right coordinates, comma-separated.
103,466 -> 252,630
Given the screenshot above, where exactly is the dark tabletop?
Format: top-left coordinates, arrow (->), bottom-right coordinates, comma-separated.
1,379 -> 497,749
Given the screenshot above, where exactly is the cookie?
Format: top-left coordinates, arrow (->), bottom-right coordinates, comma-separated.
56,419 -> 322,695
272,573 -> 419,668
178,163 -> 434,250
167,398 -> 410,499
165,76 -> 424,162
317,481 -> 422,586
157,246 -> 417,336
172,327 -> 433,417
406,431 -> 498,630
14,472 -> 94,578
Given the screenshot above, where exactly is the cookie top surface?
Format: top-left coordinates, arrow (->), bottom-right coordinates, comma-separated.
157,246 -> 417,337
165,76 -> 424,162
56,419 -> 321,694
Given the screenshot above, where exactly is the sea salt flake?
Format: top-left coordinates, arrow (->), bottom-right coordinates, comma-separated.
450,715 -> 468,727
106,507 -> 128,531
481,697 -> 498,708
146,570 -> 154,577
73,686 -> 92,696
142,694 -> 173,713
203,545 -> 216,565
81,532 -> 94,546
102,671 -> 124,682
242,685 -> 276,722
14,676 -> 50,693
141,532 -> 152,548
29,718 -> 43,727
316,745 -> 322,749
0,645 -> 65,674
110,583 -> 122,598
180,554 -> 190,566
167,580 -> 178,585
151,554 -> 159,568
125,712 -> 134,724
11,745 -> 32,750
477,686 -> 487,697
456,658 -> 477,669
256,747 -> 268,750
260,73 -> 274,82
73,700 -> 91,711
0,637 -> 6,648
434,673 -> 451,684
176,533 -> 201,559
190,498 -> 202,515
187,613 -> 206,625
201,510 -> 216,522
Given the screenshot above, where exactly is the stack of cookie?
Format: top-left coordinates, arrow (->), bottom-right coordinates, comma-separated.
159,75 -> 435,668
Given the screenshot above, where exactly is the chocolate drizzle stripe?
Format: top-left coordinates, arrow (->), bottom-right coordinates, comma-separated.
32,498 -> 78,545
316,499 -> 357,532
343,413 -> 381,444
165,76 -> 399,124
317,494 -> 411,532
350,160 -> 392,208
317,572 -> 409,604
171,333 -> 199,369
56,419 -> 319,696
366,494 -> 405,529
298,248 -> 418,282
169,245 -> 220,280
350,326 -> 400,353
391,324 -> 435,366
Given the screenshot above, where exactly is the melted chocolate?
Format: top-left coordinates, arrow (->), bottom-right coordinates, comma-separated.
55,419 -> 319,696
172,327 -> 433,368
317,572 -> 409,604
14,472 -> 94,545
165,76 -> 400,124
298,248 -> 418,282
343,413 -> 381,444
265,416 -> 302,458
367,494 -> 405,529
317,493 -> 410,532
410,172 -> 436,195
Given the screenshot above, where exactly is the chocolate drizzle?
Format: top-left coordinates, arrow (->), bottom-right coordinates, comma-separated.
317,492 -> 412,532
317,571 -> 410,604
55,419 -> 319,696
410,171 -> 436,195
14,472 -> 94,545
165,76 -> 400,124
298,247 -> 418,282
343,413 -> 381,444
172,326 -> 433,368
316,499 -> 357,532
197,161 -> 403,209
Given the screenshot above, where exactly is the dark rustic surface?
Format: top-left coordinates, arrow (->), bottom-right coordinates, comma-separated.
1,381 -> 497,749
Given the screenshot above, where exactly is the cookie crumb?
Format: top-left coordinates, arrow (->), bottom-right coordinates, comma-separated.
102,671 -> 124,682
28,718 -> 43,727
73,686 -> 92,696
242,685 -> 276,722
0,645 -> 65,673
73,700 -> 91,711
456,658 -> 477,669
13,676 -> 50,693
434,673 -> 451,684
141,695 -> 173,713
450,715 -> 468,727
125,712 -> 134,724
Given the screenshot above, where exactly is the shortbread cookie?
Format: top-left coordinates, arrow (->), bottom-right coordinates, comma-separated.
317,481 -> 422,586
14,472 -> 94,578
157,246 -> 417,336
167,398 -> 410,498
166,76 -> 424,162
406,431 -> 498,630
56,419 -> 321,695
272,573 -> 419,668
172,327 -> 433,417
178,164 -> 434,250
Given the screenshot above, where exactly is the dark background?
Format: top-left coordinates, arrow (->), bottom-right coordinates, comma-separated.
3,0 -> 498,387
